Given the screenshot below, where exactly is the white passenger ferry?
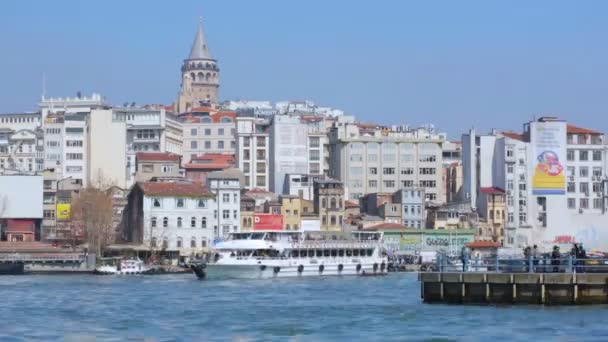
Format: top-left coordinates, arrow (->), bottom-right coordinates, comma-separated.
191,230 -> 388,280
94,258 -> 152,275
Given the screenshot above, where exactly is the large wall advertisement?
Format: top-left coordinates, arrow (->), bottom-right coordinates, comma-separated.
382,230 -> 475,254
531,121 -> 566,195
253,214 -> 284,230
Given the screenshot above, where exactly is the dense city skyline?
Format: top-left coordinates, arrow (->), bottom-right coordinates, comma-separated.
2,1 -> 608,137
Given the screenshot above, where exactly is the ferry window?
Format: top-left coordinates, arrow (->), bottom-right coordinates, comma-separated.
301,250 -> 307,257
324,250 -> 330,257
360,249 -> 366,256
338,250 -> 344,257
251,233 -> 264,240
346,249 -> 352,257
292,250 -> 299,258
316,249 -> 322,257
331,249 -> 337,257
353,249 -> 359,257
309,250 -> 314,258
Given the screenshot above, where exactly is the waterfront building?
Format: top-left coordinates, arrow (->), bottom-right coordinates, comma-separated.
0,124 -> 44,175
39,93 -> 105,120
240,196 -> 255,232
476,187 -> 506,244
269,115 -> 326,193
463,117 -> 608,249
87,109 -> 128,189
329,116 -> 446,202
206,168 -> 242,239
180,109 -> 236,163
176,19 -> 220,112
393,187 -> 426,229
123,180 -> 215,262
441,141 -> 463,203
283,173 -> 326,201
235,116 -> 271,190
0,175 -> 43,241
122,107 -> 166,186
279,195 -> 303,230
313,178 -> 345,231
135,152 -> 182,183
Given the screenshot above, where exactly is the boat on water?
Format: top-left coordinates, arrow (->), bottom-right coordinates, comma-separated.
94,258 -> 152,275
0,262 -> 26,275
191,230 -> 388,280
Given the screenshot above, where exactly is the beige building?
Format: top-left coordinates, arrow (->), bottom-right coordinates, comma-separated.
477,187 -> 505,244
279,195 -> 303,230
313,179 -> 345,231
135,152 -> 182,182
176,19 -> 220,113
180,110 -> 236,163
87,109 -> 127,189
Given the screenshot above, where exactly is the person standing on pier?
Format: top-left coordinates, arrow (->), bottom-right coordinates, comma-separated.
460,246 -> 469,272
551,246 -> 561,273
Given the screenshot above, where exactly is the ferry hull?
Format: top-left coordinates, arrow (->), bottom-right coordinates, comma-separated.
0,263 -> 25,275
196,262 -> 388,280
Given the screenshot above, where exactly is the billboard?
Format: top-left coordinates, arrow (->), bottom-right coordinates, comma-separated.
253,214 -> 283,230
0,176 -> 43,219
531,121 -> 566,195
56,203 -> 71,220
382,230 -> 475,254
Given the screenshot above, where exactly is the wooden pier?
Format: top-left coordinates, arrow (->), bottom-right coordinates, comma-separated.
419,272 -> 608,305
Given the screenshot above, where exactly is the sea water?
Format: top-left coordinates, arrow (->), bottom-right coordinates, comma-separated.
0,273 -> 606,341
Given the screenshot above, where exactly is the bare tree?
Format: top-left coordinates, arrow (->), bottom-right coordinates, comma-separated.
71,179 -> 116,256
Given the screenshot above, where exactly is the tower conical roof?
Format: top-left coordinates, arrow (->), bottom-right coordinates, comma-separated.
188,18 -> 212,60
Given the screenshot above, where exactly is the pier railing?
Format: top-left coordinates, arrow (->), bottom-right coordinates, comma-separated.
436,255 -> 608,273
0,253 -> 86,263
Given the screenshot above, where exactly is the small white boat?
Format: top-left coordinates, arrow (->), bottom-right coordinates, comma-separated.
193,230 -> 388,280
94,259 -> 152,275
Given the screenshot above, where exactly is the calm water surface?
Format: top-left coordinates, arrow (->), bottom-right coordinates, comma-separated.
0,273 -> 606,341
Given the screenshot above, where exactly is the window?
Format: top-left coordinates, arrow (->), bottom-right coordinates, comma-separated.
593,150 -> 602,161
519,183 -> 526,191
593,182 -> 602,193
176,199 -> 184,208
567,182 -> 575,193
506,146 -> 514,157
190,128 -> 197,136
204,141 -> 211,149
233,210 -> 238,219
567,166 -> 575,177
580,150 -> 589,161
151,217 -> 157,227
177,217 -> 183,228
190,141 -> 198,149
580,167 -> 589,178
162,165 -> 173,173
218,141 -> 225,149
163,217 -> 168,227
153,198 -> 161,208
256,137 -> 266,147
507,165 -> 514,174
592,167 -> 603,178
65,140 -> 83,147
214,210 -> 218,219
66,153 -> 83,160
593,198 -> 603,209
567,198 -> 576,209
321,198 -> 327,208
420,180 -> 436,188
369,180 -> 378,188
256,162 -> 266,173
350,154 -> 362,162
177,238 -> 183,248
191,239 -> 196,248
222,194 -> 230,203
580,198 -> 589,209
191,217 -> 196,228
419,168 -> 436,175
201,217 -> 207,228
256,176 -> 265,187
401,180 -> 414,187
43,210 -> 55,219
310,150 -> 320,161
383,180 -> 395,188
204,129 -> 211,136
368,154 -> 378,162
151,238 -> 157,248
243,137 -> 251,147
419,154 -> 436,162
222,210 -> 230,219
369,167 -> 377,175
567,150 -> 575,161
519,212 -> 526,223
309,137 -> 320,148
233,193 -> 238,203
507,212 -> 514,223
383,167 -> 395,175
580,182 -> 589,194
218,128 -> 224,136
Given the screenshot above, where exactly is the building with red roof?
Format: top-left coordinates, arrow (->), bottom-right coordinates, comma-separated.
135,152 -> 183,183
184,153 -> 235,183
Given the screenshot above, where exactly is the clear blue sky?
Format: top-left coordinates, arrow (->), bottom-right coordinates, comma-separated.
1,1 -> 607,138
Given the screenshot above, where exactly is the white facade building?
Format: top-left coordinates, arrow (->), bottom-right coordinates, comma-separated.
235,116 -> 270,190
180,110 -> 236,164
463,117 -> 608,250
329,116 -> 446,201
207,168 -> 242,240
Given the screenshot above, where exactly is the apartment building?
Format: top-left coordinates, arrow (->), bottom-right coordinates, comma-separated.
207,168 -> 242,240
235,116 -> 271,190
180,109 -> 236,163
0,122 -> 44,175
463,117 -> 608,250
329,116 -> 445,202
87,109 -> 128,189
393,187 -> 426,229
164,113 -> 183,156
135,152 -> 182,182
313,178 -> 345,231
269,115 -> 326,193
